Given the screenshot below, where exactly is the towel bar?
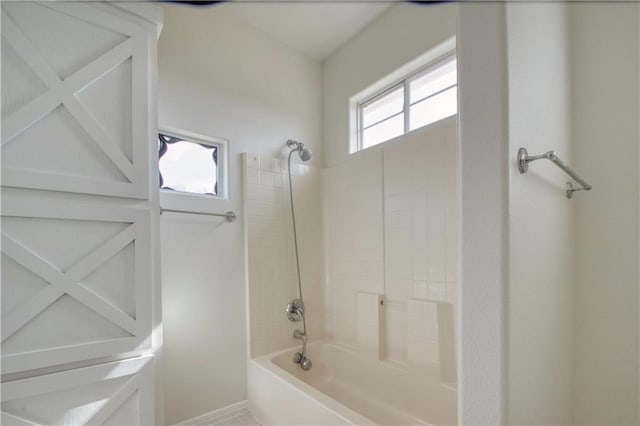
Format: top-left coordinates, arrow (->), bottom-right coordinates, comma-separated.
517,148 -> 592,198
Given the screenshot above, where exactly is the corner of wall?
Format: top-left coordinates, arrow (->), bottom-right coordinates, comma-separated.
457,2 -> 509,424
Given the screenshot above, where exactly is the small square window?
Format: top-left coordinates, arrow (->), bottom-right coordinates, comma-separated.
159,133 -> 219,196
157,129 -> 228,212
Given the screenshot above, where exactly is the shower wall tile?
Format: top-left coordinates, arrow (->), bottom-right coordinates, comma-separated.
407,299 -> 439,365
244,153 -> 325,358
382,118 -> 458,366
383,301 -> 407,363
356,292 -> 382,360
443,122 -> 459,285
246,167 -> 259,184
324,118 -> 458,374
437,302 -> 456,383
324,149 -> 384,348
246,118 -> 458,376
405,298 -> 457,382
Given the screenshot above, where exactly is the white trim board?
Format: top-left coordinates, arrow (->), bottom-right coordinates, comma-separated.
174,400 -> 251,426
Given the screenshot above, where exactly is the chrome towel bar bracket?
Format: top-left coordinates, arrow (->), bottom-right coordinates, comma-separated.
517,147 -> 592,199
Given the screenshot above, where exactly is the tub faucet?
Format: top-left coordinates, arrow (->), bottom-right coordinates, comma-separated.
292,329 -> 312,371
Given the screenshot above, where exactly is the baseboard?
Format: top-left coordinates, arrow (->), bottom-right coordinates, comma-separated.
174,400 -> 250,425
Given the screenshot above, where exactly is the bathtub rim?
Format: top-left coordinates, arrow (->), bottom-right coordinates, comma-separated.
249,340 -> 455,425
250,341 -> 377,425
254,340 -> 458,390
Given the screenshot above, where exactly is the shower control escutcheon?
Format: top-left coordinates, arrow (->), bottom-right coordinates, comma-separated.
286,299 -> 305,322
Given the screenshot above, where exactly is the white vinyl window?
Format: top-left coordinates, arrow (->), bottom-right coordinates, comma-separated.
158,127 -> 229,214
356,54 -> 457,151
158,132 -> 221,196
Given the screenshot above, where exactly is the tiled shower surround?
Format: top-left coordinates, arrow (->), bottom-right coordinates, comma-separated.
244,153 -> 325,357
245,116 -> 458,377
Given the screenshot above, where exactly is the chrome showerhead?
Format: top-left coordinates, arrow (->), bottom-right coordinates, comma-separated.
286,139 -> 312,162
299,147 -> 312,162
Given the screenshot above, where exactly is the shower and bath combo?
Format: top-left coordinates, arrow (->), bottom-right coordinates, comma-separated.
284,139 -> 313,371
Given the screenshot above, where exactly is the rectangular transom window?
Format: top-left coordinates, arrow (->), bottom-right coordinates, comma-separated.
356,53 -> 457,151
158,130 -> 226,198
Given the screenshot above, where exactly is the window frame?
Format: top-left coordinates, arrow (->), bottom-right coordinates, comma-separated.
355,51 -> 457,152
358,82 -> 405,149
158,126 -> 230,214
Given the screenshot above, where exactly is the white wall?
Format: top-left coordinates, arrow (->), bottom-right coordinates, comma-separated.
570,3 -> 639,424
157,4 -> 322,424
322,3 -> 458,167
457,3 -> 509,423
504,3 -> 640,424
506,3 -> 574,424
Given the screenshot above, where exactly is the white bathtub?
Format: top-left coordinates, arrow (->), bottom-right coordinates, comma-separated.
248,342 -> 457,425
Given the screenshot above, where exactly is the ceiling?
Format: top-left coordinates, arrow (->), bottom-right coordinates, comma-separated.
216,1 -> 394,61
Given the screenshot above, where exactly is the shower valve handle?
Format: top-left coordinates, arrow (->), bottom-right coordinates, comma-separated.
286,299 -> 305,322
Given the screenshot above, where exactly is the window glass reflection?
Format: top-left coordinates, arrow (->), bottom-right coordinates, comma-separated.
158,134 -> 218,195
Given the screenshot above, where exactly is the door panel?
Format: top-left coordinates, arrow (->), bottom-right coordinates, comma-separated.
0,3 -> 160,423
1,2 -> 150,199
1,198 -> 152,374
1,356 -> 154,426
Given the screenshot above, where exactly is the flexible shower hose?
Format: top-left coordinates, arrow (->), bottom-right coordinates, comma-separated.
287,149 -> 307,336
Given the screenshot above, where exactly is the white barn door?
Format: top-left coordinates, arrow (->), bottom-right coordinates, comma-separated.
1,2 -> 161,424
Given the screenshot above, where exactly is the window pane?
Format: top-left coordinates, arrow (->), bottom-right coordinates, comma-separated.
159,138 -> 218,195
362,86 -> 404,128
410,58 -> 457,104
409,86 -> 457,131
362,113 -> 404,149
